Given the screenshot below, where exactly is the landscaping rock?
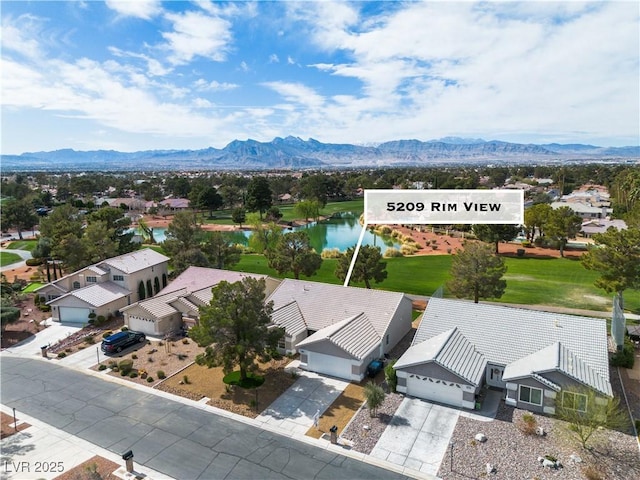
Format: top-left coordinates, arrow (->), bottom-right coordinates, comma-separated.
535,426 -> 545,436
569,454 -> 582,463
486,463 -> 496,474
542,458 -> 557,469
475,433 -> 487,443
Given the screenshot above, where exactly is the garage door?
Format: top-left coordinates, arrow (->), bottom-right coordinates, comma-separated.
407,376 -> 464,407
307,351 -> 353,380
59,307 -> 91,324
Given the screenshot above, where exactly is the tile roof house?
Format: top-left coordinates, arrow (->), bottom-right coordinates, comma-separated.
36,248 -> 169,324
394,298 -> 612,414
120,267 -> 281,336
267,279 -> 413,381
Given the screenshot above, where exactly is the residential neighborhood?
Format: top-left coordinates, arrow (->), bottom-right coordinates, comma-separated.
1,165 -> 639,480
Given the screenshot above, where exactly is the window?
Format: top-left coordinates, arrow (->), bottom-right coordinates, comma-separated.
518,385 -> 543,406
113,275 -> 124,282
278,337 -> 286,349
72,281 -> 80,289
86,276 -> 97,283
562,391 -> 587,412
386,334 -> 389,345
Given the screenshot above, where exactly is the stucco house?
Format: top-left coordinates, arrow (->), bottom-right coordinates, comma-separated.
268,279 -> 413,381
120,266 -> 281,336
394,298 -> 612,413
36,248 -> 169,324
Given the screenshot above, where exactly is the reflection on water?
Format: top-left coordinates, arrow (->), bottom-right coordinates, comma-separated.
134,213 -> 401,253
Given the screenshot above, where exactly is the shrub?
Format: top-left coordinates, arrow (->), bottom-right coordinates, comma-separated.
102,331 -> 113,339
65,348 -> 73,353
521,240 -> 533,248
400,244 -> 418,255
88,312 -> 96,320
383,248 -> 403,258
146,376 -> 154,383
182,338 -> 189,345
84,335 -> 95,345
121,326 -> 129,331
120,369 -> 128,376
518,412 -> 537,435
516,249 -> 526,257
582,465 -> 604,480
321,248 -> 342,259
98,364 -> 107,371
157,370 -> 166,379
610,336 -> 635,368
132,354 -> 138,360
177,353 -> 187,360
183,375 -> 190,384
118,359 -> 134,375
384,360 -> 397,393
25,258 -> 43,266
39,305 -> 51,312
96,315 -> 106,325
57,352 -> 67,358
1,307 -> 21,329
129,371 -> 138,378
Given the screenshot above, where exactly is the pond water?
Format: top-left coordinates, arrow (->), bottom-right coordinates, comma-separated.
134,213 -> 401,253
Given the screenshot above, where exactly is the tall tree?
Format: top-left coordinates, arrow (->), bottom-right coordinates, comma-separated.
231,207 -> 246,229
523,203 -> 552,241
335,245 -> 387,288
299,174 -> 329,207
39,203 -> 83,245
294,200 -> 321,224
202,231 -> 242,269
247,214 -> 281,254
87,206 -> 135,254
447,242 -> 507,303
581,226 -> 640,309
163,211 -> 202,255
245,176 -> 273,219
266,231 -> 322,279
2,199 -> 38,239
197,186 -> 223,218
82,221 -> 118,265
545,206 -> 582,257
472,224 -> 520,254
191,278 -> 283,381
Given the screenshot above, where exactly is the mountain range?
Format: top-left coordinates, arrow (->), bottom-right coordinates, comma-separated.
2,137 -> 638,172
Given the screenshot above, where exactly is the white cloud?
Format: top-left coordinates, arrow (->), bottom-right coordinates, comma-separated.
262,81 -> 325,109
161,10 -> 232,65
239,61 -> 249,72
1,14 -> 47,59
269,53 -> 279,63
193,79 -> 239,91
105,0 -> 162,20
108,46 -> 172,76
287,56 -> 296,65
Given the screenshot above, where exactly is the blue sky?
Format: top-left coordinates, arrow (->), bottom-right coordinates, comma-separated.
1,1 -> 638,154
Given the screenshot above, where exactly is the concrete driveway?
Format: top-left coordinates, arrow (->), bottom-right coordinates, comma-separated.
255,367 -> 349,435
370,398 -> 460,476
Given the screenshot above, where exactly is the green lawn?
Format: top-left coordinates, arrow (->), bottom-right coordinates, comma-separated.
0,252 -> 22,267
232,253 -> 640,314
23,282 -> 45,293
6,240 -> 37,251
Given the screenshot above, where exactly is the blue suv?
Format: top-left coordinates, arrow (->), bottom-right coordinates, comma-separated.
101,331 -> 146,354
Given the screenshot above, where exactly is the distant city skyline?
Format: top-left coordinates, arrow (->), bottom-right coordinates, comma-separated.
1,1 -> 639,155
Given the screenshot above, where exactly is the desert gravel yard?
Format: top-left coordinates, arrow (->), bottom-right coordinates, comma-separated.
437,368 -> 640,480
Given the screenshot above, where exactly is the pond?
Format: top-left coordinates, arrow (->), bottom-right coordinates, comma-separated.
134,213 -> 402,253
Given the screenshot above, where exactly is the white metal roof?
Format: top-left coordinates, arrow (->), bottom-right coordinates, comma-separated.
503,342 -> 612,396
99,248 -> 168,274
410,298 -> 611,394
297,313 -> 381,360
267,278 -> 409,336
395,328 -> 486,386
271,301 -> 307,337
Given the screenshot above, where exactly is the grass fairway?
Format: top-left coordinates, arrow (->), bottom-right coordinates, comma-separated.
232,253 -> 640,314
6,240 -> 37,251
0,252 -> 22,267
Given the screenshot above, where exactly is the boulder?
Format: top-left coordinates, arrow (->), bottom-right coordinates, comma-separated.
474,433 -> 487,443
542,459 -> 557,469
535,426 -> 546,436
486,463 -> 496,474
569,454 -> 582,463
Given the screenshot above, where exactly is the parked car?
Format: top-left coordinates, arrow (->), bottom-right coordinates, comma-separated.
101,330 -> 146,354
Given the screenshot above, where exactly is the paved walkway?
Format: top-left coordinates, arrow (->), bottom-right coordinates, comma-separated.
0,404 -> 172,480
256,364 -> 350,436
0,248 -> 32,272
